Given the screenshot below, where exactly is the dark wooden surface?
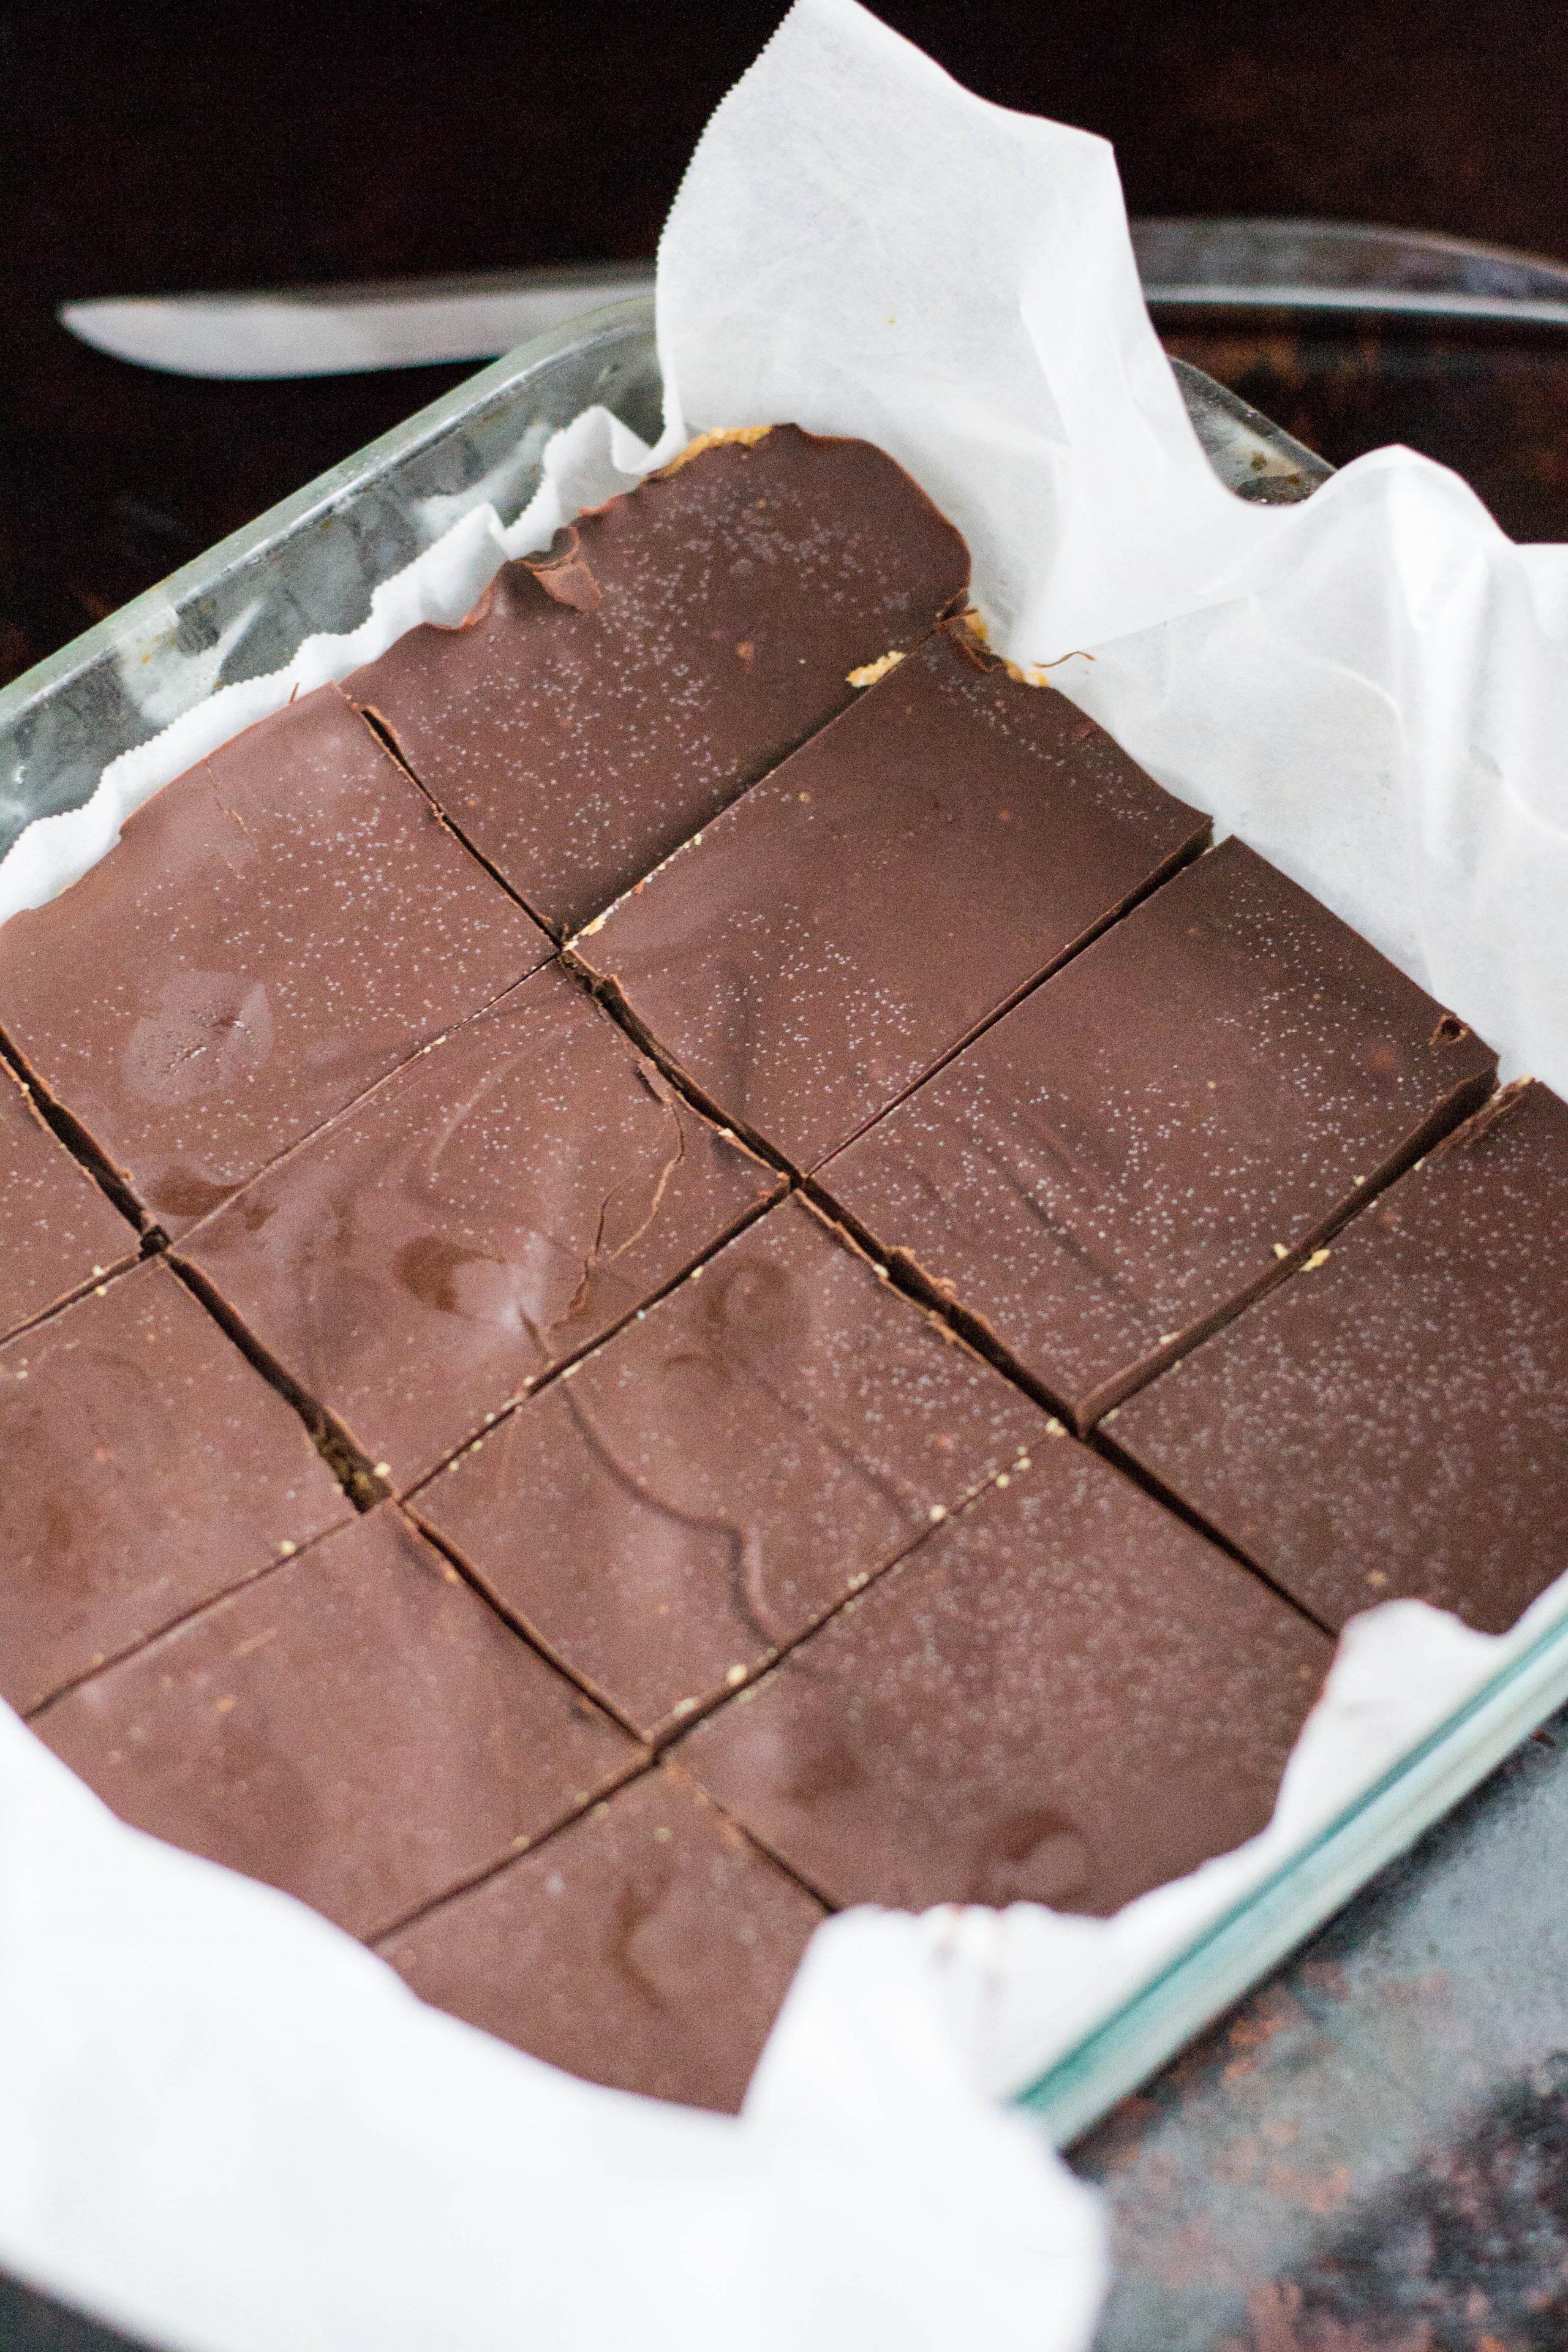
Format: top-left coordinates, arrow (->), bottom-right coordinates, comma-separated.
5,6 -> 1566,2344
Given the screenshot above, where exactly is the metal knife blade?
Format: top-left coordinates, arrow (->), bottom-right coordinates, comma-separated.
58,221 -> 1568,380
1133,217 -> 1568,321
58,262 -> 658,379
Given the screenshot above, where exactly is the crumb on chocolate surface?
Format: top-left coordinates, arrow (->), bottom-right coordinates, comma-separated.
655,423 -> 774,476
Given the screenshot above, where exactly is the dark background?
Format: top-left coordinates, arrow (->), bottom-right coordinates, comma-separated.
4,0 -> 1568,689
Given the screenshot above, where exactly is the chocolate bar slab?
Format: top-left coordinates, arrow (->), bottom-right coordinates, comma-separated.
0,1057 -> 137,1345
380,1763 -> 824,2113
818,838 -> 1497,1431
0,685 -> 550,1236
0,1259 -> 350,1713
570,627 -> 1209,1171
414,1196 -> 1046,1739
343,428 -> 970,935
1112,1079 -> 1568,1635
179,963 -> 783,1493
34,1507 -> 638,1940
685,1441 -> 1330,1917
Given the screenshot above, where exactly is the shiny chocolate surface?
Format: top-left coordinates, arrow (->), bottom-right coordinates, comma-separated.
0,1057 -> 137,1346
344,428 -> 970,935
0,684 -> 550,1235
0,1258 -> 349,1714
381,1762 -> 824,2114
34,1506 -> 637,1941
820,837 -> 1497,1430
573,626 -> 1209,1171
685,1442 -> 1331,1918
178,963 -> 783,1491
415,1195 -> 1046,1738
1114,1077 -> 1568,1634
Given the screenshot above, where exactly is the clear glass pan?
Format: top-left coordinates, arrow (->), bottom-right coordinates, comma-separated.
0,298 -> 1548,2152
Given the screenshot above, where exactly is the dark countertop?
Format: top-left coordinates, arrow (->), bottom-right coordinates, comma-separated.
6,8 -> 1567,2343
1077,1707 -> 1568,2352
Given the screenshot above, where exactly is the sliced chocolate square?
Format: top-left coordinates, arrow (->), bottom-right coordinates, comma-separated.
819,838 -> 1497,1430
570,627 -> 1208,1171
0,684 -> 550,1235
0,1057 -> 137,1345
379,1763 -> 823,2113
34,1507 -> 637,1941
684,1441 -> 1330,1917
1112,1079 -> 1568,1635
413,1195 -> 1045,1739
0,1259 -> 350,1713
179,963 -> 783,1493
343,427 -> 970,935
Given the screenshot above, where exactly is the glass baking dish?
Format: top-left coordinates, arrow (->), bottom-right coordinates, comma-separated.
1,296 -> 1556,2155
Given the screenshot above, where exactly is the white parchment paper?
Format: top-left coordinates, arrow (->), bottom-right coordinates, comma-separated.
4,4 -> 1567,2345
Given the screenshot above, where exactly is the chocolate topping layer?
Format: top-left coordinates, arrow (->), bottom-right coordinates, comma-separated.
1113,1079 -> 1568,1634
0,1259 -> 349,1713
0,685 -> 549,1235
35,1507 -> 637,1940
685,1443 -> 1330,1917
179,963 -> 783,1492
380,1763 -> 824,2113
343,428 -> 970,935
819,838 -> 1498,1430
0,1058 -> 136,1345
4,420 -> 1536,2113
571,627 -> 1209,1171
415,1196 -> 1045,1739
